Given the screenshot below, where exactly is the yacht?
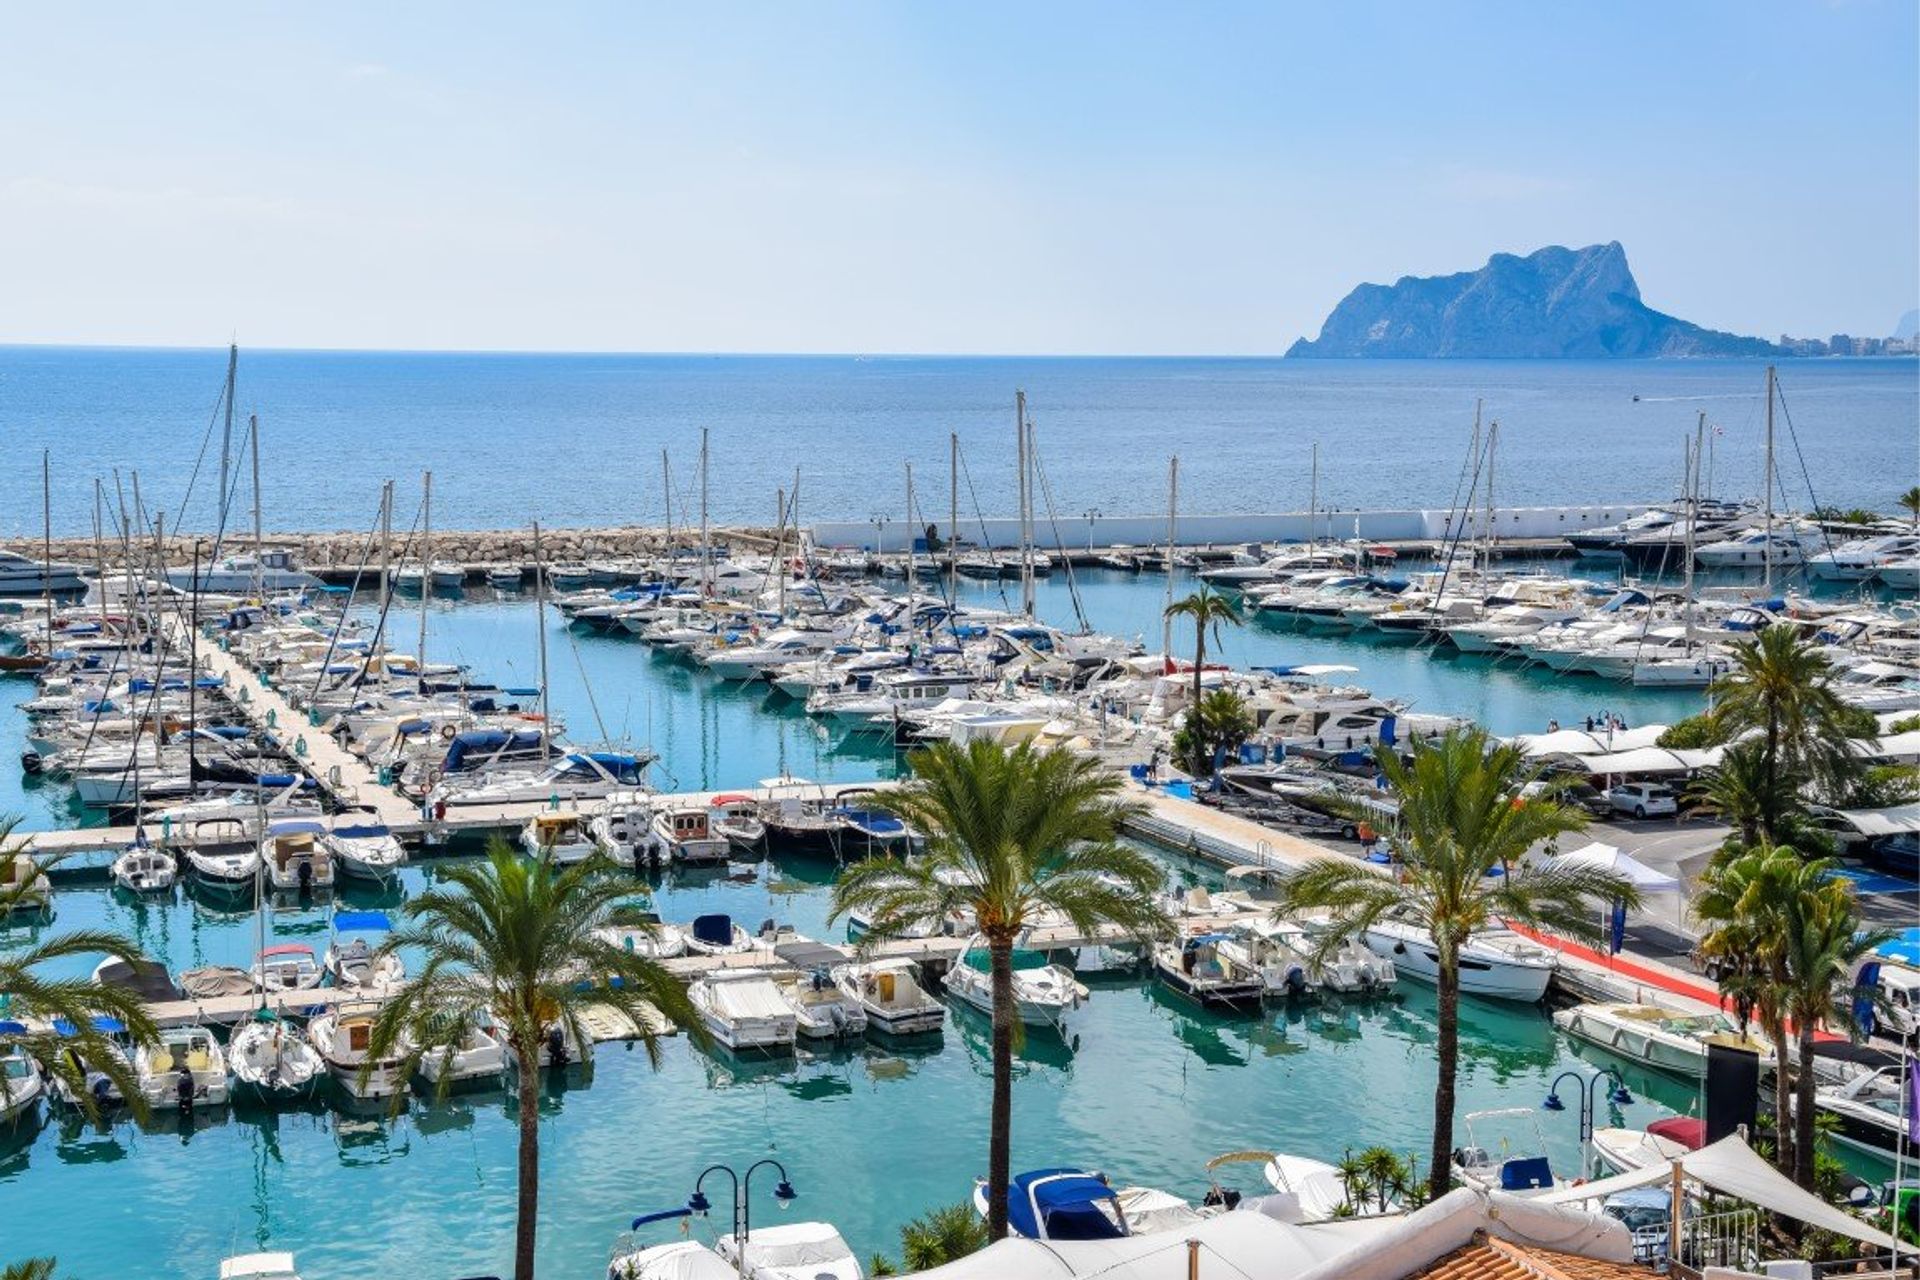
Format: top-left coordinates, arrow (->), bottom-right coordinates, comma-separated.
521,810 -> 598,864
165,548 -> 320,593
700,628 -> 839,681
688,970 -> 799,1053
714,1222 -> 862,1280
325,814 -> 407,881
433,749 -> 654,807
973,1167 -> 1201,1240
306,1006 -> 409,1100
1153,934 -> 1266,1010
0,548 -> 88,595
133,1025 -> 230,1109
1809,533 -> 1920,582
1215,920 -> 1318,998
1589,1125 -> 1694,1177
943,942 -> 1082,1029
833,957 -> 945,1035
416,1019 -> 508,1090
1566,508 -> 1679,558
1552,1002 -> 1774,1078
323,911 -> 405,994
1292,913 -> 1398,994
1816,1062 -> 1918,1164
0,1033 -> 47,1125
1361,919 -> 1556,1002
229,1009 -> 325,1099
1693,526 -> 1818,570
652,804 -> 731,865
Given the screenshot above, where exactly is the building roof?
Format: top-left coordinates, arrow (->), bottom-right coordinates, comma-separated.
1409,1235 -> 1652,1280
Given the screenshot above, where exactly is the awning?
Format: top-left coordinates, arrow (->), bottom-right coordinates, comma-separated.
1537,1134 -> 1900,1251
1816,801 -> 1920,838
1569,745 -> 1723,775
1542,842 -> 1680,893
1510,726 -> 1668,759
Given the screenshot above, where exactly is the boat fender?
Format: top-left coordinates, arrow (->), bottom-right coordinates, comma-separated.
1393,942 -> 1406,955
327,765 -> 344,788
546,1026 -> 569,1068
440,724 -> 458,742
1285,967 -> 1307,996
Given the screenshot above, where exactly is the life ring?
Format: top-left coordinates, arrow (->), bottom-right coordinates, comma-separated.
519,712 -> 546,723
440,724 -> 458,742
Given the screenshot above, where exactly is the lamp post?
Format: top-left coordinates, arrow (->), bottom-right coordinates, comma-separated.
1543,1066 -> 1635,1145
687,1159 -> 797,1279
1082,507 -> 1103,553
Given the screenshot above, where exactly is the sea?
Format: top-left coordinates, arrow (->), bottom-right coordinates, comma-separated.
0,350 -> 1912,1277
0,348 -> 1914,538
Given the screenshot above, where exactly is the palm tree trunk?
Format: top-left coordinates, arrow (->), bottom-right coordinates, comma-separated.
1792,1018 -> 1819,1190
1429,945 -> 1460,1201
987,936 -> 1015,1242
515,1038 -> 542,1280
1191,629 -> 1206,723
1768,1019 -> 1794,1179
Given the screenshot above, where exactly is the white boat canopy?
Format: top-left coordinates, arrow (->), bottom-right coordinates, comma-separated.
1509,726 -> 1667,759
1536,1133 -> 1900,1252
1541,842 -> 1680,894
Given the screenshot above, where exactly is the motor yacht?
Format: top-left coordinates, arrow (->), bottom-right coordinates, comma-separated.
325,814 -> 407,881
133,1025 -> 230,1109
1552,1002 -> 1774,1079
943,942 -> 1083,1029
1361,919 -> 1556,1002
1153,933 -> 1266,1010
306,1006 -> 410,1100
323,911 -> 405,994
833,957 -> 945,1035
604,1240 -> 734,1280
652,804 -> 731,865
688,969 -> 799,1053
433,749 -> 654,807
773,968 -> 868,1040
521,810 -> 599,864
1809,533 -> 1920,582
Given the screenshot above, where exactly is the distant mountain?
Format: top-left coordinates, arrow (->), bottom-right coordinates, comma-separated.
1895,309 -> 1919,341
1287,242 -> 1779,359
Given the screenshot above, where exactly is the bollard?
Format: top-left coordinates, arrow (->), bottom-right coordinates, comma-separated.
266,708 -> 277,728
294,736 -> 308,758
549,792 -> 560,811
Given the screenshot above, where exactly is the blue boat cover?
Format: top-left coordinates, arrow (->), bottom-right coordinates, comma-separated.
0,1020 -> 26,1035
333,911 -> 391,933
691,914 -> 734,947
442,728 -> 545,772
1500,1156 -> 1554,1191
269,819 -> 327,836
1006,1169 -> 1127,1241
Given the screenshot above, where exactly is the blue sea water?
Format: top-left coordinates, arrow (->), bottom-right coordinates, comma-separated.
0,348 -> 1913,539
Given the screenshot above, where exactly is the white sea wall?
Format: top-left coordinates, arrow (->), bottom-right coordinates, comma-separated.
809,503 -> 1663,552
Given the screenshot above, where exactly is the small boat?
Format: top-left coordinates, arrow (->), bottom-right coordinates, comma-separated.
684,913 -> 756,957
774,968 -> 868,1040
487,565 -> 525,588
135,1025 -> 231,1110
183,834 -> 261,895
1362,918 -> 1556,1002
715,1221 -> 862,1280
1215,920 -> 1316,999
306,1005 -> 409,1100
1261,1151 -> 1373,1221
110,845 -> 177,894
588,796 -> 669,868
972,1167 -> 1176,1241
325,813 -> 407,881
943,942 -> 1083,1029
594,910 -> 687,960
1292,914 -> 1397,994
253,943 -> 324,994
416,1018 -> 508,1090
1589,1124 -> 1694,1177
45,1016 -> 132,1111
0,1028 -> 46,1126
653,805 -> 731,865
1153,934 -> 1265,1010
605,1240 -> 734,1280
522,810 -> 598,864
1451,1108 -> 1567,1196
708,794 -> 767,852
688,969 -> 799,1053
229,1008 -> 325,1099
1552,1002 -> 1774,1079
218,1253 -> 304,1280
833,957 -> 944,1035
0,853 -> 51,914
323,911 -> 405,994
262,819 -> 334,893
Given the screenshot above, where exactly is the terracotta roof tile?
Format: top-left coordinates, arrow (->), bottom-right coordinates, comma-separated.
1408,1234 -> 1656,1280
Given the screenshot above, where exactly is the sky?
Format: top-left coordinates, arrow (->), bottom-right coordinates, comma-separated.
1,2 -> 1915,355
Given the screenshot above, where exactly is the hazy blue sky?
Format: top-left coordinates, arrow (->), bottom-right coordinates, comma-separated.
2,3 -> 1914,354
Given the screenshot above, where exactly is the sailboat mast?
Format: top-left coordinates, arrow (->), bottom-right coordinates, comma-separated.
378,481 -> 393,600
699,428 -> 711,597
947,431 -> 959,602
1308,441 -> 1318,546
40,451 -> 52,629
904,462 -> 917,593
92,480 -> 108,632
217,343 -> 237,553
1162,455 -> 1179,658
418,471 -> 432,678
533,520 -> 552,767
1484,420 -> 1499,562
249,413 -> 265,599
773,485 -> 788,615
1016,391 -> 1034,616
661,448 -> 674,562
1763,364 -> 1776,593
1685,414 -> 1704,644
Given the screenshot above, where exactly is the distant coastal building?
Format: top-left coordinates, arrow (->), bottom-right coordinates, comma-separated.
1776,331 -> 1916,356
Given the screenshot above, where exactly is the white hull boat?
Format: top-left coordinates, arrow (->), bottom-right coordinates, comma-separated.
1552,1002 -> 1774,1079
111,847 -> 177,893
689,970 -> 799,1053
307,1008 -> 409,1100
943,944 -> 1081,1029
134,1025 -> 230,1109
1362,920 -> 1555,1002
229,1012 -> 325,1098
834,958 -> 944,1035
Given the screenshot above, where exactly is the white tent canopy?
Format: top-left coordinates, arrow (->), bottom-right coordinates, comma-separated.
1538,1134 -> 1901,1252
1570,745 -> 1725,775
1511,725 -> 1668,759
1544,842 -> 1681,894
1817,801 -> 1920,838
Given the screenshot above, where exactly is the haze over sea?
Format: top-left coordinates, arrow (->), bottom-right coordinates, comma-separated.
0,348 -> 1913,539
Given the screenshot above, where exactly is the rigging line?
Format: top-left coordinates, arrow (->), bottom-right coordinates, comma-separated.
1769,379 -> 1838,560
1027,429 -> 1090,633
955,442 -> 1012,611
351,500 -> 427,695
562,617 -> 613,743
305,498 -> 390,706
173,371 -> 232,537
1430,425 -> 1493,614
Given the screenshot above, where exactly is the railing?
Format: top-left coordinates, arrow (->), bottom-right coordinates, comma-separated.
1669,1204 -> 1762,1277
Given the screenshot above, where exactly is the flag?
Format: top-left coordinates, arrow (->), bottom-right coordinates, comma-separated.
1608,899 -> 1627,955
1908,1057 -> 1919,1144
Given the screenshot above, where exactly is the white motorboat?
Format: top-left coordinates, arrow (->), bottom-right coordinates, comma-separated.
605,1240 -> 735,1280
684,913 -> 757,957
165,548 -> 320,593
229,1009 -> 325,1099
1262,1151 -> 1367,1222
1216,920 -> 1317,999
416,1019 -> 508,1090
1693,526 -> 1816,570
708,795 -> 768,851
0,1033 -> 46,1126
133,1025 -> 230,1109
0,548 -> 87,595
1291,912 -> 1398,994
1815,1062 -> 1918,1164
1451,1108 -> 1567,1196
701,628 -> 837,681
45,1016 -> 133,1110
588,795 -> 669,867
652,804 -> 731,865
833,957 -> 945,1035
110,846 -> 177,894
1551,1002 -> 1774,1079
1589,1126 -> 1692,1177
253,944 -> 324,994
218,1252 -> 305,1280
943,942 -> 1082,1029
973,1166 -> 1201,1240
594,911 -> 687,960
181,820 -> 262,893
262,819 -> 335,893
325,814 -> 407,881
1153,934 -> 1266,1010
715,1221 -> 862,1280
487,566 -> 525,588
1809,533 -> 1920,582
774,969 -> 868,1040
1362,919 -> 1556,1002
521,810 -> 598,864
306,1006 -> 410,1100
688,969 -> 799,1053
323,911 -> 405,994
433,750 -> 654,807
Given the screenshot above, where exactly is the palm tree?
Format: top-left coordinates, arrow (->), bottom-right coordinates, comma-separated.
1176,688 -> 1256,777
0,830 -> 156,1122
1709,626 -> 1861,840
1686,740 -> 1796,849
364,841 -> 703,1280
1276,729 -> 1640,1200
1,1259 -> 57,1280
1899,485 -> 1920,527
898,1202 -> 990,1270
830,741 -> 1168,1240
1162,586 -> 1243,715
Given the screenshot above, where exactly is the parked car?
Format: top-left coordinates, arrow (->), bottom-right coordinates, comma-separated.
1606,783 -> 1678,820
1519,776 -> 1612,818
1869,832 -> 1919,878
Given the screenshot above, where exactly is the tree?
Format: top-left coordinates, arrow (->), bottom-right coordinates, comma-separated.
0,828 -> 156,1122
1174,688 -> 1256,777
899,1203 -> 991,1270
364,841 -> 703,1280
1687,741 -> 1799,849
831,741 -> 1167,1241
1276,729 -> 1639,1201
1709,627 -> 1862,841
1162,586 -> 1243,715
1,1260 -> 57,1280
1900,485 -> 1920,526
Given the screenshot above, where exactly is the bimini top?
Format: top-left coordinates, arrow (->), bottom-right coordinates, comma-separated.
691,914 -> 736,947
1005,1168 -> 1128,1241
